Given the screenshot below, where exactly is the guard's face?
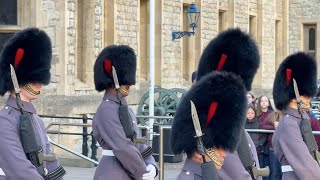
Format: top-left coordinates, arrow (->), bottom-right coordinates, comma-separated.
300,95 -> 312,109
213,148 -> 226,169
120,85 -> 131,97
300,95 -> 311,104
20,83 -> 42,101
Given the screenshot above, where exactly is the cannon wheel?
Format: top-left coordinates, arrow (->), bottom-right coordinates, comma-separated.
169,88 -> 187,100
137,88 -> 180,125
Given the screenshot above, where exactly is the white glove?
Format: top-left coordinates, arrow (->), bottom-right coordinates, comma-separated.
142,164 -> 156,180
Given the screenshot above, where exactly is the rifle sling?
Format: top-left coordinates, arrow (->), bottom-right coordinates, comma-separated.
237,129 -> 256,179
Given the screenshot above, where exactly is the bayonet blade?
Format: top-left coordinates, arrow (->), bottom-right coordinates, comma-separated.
293,78 -> 302,103
112,66 -> 120,89
10,64 -> 20,94
190,100 -> 203,137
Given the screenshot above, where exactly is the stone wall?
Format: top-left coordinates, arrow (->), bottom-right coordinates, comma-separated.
202,0 -> 219,49
288,0 -> 320,53
162,0 -> 182,88
288,0 -> 320,78
261,0 -> 276,89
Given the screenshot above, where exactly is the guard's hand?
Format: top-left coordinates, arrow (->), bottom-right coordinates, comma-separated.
142,164 -> 156,180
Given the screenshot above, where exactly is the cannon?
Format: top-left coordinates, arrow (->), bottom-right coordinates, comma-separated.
137,88 -> 186,125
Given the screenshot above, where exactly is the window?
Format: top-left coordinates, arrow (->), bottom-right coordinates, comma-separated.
0,0 -> 17,25
219,10 -> 227,32
249,15 -> 257,40
0,0 -> 20,53
304,25 -> 317,60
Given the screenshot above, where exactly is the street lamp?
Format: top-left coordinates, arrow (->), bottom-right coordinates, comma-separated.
172,1 -> 200,41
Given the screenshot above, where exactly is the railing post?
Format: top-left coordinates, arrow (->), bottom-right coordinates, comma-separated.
159,126 -> 164,180
91,133 -> 98,161
82,114 -> 88,156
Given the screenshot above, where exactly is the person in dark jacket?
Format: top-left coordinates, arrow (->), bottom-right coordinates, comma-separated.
92,45 -> 158,180
245,104 -> 267,153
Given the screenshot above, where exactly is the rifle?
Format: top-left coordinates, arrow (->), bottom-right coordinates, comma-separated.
293,78 -> 320,165
111,66 -> 152,159
10,65 -> 66,180
190,101 -> 219,180
237,129 -> 270,179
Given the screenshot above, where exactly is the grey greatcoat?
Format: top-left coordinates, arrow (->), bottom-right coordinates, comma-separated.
218,131 -> 262,180
0,96 -> 63,180
92,93 -> 157,180
272,107 -> 320,180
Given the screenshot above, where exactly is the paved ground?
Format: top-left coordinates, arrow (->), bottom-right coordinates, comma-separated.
64,161 -> 183,180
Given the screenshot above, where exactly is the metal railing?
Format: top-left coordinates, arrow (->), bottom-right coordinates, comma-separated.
41,114 -> 98,162
41,114 -> 320,180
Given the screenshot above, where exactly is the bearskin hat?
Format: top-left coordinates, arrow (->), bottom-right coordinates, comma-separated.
94,45 -> 137,91
0,28 -> 52,96
197,28 -> 260,91
273,52 -> 317,110
171,71 -> 247,155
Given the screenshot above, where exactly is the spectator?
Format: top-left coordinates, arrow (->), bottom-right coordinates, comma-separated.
180,71 -> 197,101
245,105 -> 267,156
191,71 -> 197,85
257,95 -> 274,180
247,92 -> 255,105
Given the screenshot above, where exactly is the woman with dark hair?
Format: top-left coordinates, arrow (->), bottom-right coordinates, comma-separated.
256,96 -> 274,180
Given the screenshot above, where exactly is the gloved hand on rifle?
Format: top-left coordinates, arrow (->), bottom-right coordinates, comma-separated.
142,164 -> 157,180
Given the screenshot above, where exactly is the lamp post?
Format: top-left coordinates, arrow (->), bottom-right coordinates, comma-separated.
172,1 -> 200,41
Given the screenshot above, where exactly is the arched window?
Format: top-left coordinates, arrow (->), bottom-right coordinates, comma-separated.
304,25 -> 317,60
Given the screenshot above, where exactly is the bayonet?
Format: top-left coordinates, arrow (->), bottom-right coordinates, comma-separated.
10,64 -> 23,112
293,78 -> 302,105
112,66 -> 120,89
191,100 -> 204,138
190,100 -> 206,156
10,65 -> 20,94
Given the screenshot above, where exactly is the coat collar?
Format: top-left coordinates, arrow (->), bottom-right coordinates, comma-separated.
6,95 -> 37,114
182,158 -> 202,176
283,106 -> 309,120
103,92 -> 127,105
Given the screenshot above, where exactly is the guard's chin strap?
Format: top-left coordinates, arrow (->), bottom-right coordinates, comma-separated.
119,86 -> 129,96
292,99 -> 310,109
206,148 -> 223,167
23,84 -> 40,96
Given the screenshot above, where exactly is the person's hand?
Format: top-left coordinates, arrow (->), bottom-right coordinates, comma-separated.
142,164 -> 156,180
274,121 -> 279,128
